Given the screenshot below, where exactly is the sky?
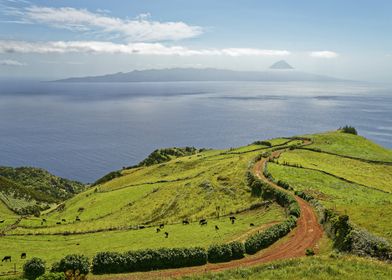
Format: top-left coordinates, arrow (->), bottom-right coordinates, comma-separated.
0,0 -> 391,81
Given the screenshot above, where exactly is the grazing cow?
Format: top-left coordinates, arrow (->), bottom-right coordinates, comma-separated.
56,222 -> 61,225
75,218 -> 81,222
159,223 -> 165,229
215,225 -> 219,231
76,243 -> 80,246
156,228 -> 161,233
0,220 -> 4,223
21,253 -> 26,259
1,256 -> 11,262
199,219 -> 206,225
250,223 -> 255,227
138,225 -> 145,229
182,220 -> 189,225
61,219 -> 66,222
200,221 -> 208,226
164,232 -> 169,238
42,219 -> 47,222
229,216 -> 236,221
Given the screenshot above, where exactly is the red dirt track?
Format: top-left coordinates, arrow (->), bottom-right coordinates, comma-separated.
102,145 -> 323,280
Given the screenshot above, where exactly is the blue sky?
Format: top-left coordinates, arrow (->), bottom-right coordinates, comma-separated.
0,0 -> 391,81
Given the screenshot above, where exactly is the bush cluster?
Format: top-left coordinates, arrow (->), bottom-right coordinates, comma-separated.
23,258 -> 46,280
339,125 -> 358,135
52,255 -> 90,276
253,140 -> 272,147
92,247 -> 207,274
207,242 -> 245,263
245,216 -> 297,254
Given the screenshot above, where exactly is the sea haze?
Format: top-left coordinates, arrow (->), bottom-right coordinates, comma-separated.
0,81 -> 391,183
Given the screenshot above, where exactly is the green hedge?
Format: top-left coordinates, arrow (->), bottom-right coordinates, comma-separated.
92,247 -> 207,274
207,242 -> 245,263
245,216 -> 297,254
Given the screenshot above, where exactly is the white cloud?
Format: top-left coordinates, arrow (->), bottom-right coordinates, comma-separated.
0,59 -> 26,66
0,40 -> 291,57
310,51 -> 339,58
10,6 -> 203,42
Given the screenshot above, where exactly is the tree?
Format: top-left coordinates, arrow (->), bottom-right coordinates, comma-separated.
24,258 -> 46,280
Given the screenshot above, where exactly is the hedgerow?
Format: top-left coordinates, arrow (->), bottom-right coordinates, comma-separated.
245,216 -> 297,254
92,247 -> 207,274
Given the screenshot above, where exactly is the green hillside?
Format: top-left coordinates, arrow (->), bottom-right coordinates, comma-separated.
0,130 -> 391,279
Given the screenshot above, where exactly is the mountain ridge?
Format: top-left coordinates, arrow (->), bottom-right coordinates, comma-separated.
54,67 -> 343,83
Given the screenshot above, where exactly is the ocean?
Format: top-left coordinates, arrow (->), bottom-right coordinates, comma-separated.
0,80 -> 391,183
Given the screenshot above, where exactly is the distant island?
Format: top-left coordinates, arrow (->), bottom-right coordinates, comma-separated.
54,61 -> 342,83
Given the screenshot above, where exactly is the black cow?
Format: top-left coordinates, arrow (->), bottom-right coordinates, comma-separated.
250,223 -> 255,227
164,232 -> 169,238
229,216 -> 236,221
200,221 -> 207,226
231,219 -> 235,224
42,219 -> 47,222
1,256 -> 11,262
199,219 -> 206,225
61,219 -> 66,222
159,223 -> 165,229
156,228 -> 161,233
21,253 -> 26,259
182,220 -> 189,225
215,225 -> 219,230
0,220 -> 4,223
75,218 -> 81,222
138,225 -> 145,229
56,222 -> 61,225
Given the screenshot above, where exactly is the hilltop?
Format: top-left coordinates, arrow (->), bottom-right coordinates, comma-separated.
0,129 -> 391,279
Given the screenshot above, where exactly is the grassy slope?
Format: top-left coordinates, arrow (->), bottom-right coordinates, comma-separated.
184,255 -> 392,280
268,163 -> 392,242
0,206 -> 284,273
278,149 -> 392,193
304,131 -> 392,162
16,142 -> 295,234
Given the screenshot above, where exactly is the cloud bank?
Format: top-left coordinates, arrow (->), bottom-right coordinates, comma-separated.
310,51 -> 339,58
0,40 -> 290,57
7,5 -> 203,42
0,59 -> 26,66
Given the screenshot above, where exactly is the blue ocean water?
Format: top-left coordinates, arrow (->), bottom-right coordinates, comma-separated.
0,81 -> 391,183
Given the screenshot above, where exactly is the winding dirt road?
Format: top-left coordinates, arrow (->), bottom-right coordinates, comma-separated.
101,144 -> 323,280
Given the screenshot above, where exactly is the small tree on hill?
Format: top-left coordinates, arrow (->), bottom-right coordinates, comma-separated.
339,126 -> 358,135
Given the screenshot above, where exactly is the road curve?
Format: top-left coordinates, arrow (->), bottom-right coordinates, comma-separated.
101,145 -> 323,280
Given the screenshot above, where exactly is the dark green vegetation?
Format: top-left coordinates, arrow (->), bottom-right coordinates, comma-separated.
0,129 -> 391,279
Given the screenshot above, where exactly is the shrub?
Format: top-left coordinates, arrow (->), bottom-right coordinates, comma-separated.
36,272 -> 66,280
56,255 -> 89,275
229,241 -> 245,260
253,141 -> 272,147
24,258 -> 46,280
305,248 -> 315,256
208,244 -> 232,263
339,125 -> 358,135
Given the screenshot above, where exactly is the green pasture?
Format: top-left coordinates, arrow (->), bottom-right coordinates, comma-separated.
0,205 -> 284,274
268,163 -> 392,242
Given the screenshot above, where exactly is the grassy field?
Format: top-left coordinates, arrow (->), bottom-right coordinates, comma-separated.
183,255 -> 392,280
268,163 -> 392,242
303,131 -> 392,162
277,149 -> 392,193
0,205 -> 284,274
14,140 -> 301,235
